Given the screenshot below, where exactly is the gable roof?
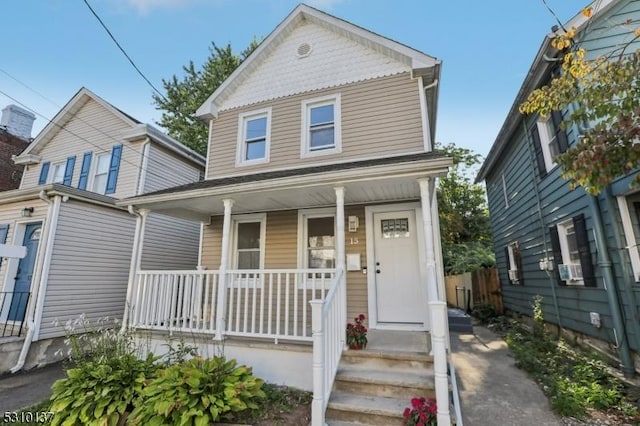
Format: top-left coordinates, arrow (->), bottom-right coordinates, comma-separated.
13,87 -> 204,167
476,0 -> 619,182
195,3 -> 440,121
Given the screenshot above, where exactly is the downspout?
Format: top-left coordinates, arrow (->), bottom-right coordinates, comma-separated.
522,120 -> 563,331
11,191 -> 61,373
588,195 -> 635,377
570,104 -> 635,376
603,187 -> 640,363
121,206 -> 148,333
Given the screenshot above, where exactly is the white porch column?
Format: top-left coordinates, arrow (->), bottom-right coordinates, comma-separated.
418,177 -> 451,426
122,208 -> 149,332
334,186 -> 347,346
310,300 -> 325,426
215,198 -> 234,341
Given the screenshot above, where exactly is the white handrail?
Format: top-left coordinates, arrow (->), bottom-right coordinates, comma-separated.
310,268 -> 345,426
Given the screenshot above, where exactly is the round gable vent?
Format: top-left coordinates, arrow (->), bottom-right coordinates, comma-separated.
296,42 -> 312,58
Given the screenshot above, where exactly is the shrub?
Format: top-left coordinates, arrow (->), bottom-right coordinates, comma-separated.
129,356 -> 265,425
470,303 -> 497,323
505,296 -> 638,418
49,353 -> 158,426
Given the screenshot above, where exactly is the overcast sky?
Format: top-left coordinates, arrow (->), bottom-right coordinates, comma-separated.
1,0 -> 586,158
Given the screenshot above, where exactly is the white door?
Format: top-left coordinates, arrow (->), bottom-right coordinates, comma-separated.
373,210 -> 424,324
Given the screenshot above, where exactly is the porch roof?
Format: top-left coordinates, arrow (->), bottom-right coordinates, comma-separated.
116,152 -> 451,221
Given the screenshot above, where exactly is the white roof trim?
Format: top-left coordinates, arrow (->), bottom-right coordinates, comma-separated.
121,124 -> 205,167
12,153 -> 41,165
195,4 -> 439,120
15,87 -> 139,159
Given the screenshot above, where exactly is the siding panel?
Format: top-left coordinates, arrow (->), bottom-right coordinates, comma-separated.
39,200 -> 136,339
140,213 -> 200,270
208,73 -> 424,178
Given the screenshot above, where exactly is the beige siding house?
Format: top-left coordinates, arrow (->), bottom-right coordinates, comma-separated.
0,88 -> 204,374
118,5 -> 456,425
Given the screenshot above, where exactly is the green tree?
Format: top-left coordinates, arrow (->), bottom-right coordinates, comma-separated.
153,41 -> 259,155
436,142 -> 494,275
519,8 -> 640,195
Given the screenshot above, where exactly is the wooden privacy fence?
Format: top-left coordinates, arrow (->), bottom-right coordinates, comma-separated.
471,267 -> 503,314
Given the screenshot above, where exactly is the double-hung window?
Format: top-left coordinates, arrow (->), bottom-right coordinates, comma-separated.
91,153 -> 111,194
231,214 -> 266,270
49,162 -> 65,184
298,208 -> 336,284
531,110 -> 569,177
301,94 -> 341,157
549,214 -> 595,287
237,108 -> 271,165
505,241 -> 523,284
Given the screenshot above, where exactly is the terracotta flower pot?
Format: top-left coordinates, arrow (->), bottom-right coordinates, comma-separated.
349,343 -> 364,350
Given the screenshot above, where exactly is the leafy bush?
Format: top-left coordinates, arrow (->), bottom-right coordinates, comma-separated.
471,303 -> 497,323
49,353 -> 158,426
505,296 -> 638,418
129,356 -> 265,426
443,241 -> 495,275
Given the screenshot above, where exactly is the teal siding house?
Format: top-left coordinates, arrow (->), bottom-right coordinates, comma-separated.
477,0 -> 640,376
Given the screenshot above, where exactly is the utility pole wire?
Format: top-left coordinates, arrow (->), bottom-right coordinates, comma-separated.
83,0 -> 169,103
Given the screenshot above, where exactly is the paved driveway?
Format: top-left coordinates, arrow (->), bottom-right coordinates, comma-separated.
0,362 -> 65,413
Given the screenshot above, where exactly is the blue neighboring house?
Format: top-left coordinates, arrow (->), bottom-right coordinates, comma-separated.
476,0 -> 640,376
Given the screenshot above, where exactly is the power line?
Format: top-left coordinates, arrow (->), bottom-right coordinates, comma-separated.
0,67 -> 201,184
0,88 -> 201,193
82,0 -> 168,103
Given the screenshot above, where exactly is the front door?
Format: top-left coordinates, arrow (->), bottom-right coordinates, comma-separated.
373,210 -> 424,324
8,223 -> 41,321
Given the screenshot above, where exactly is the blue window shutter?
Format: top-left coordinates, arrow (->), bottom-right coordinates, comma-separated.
77,152 -> 93,190
63,156 -> 76,186
0,224 -> 8,267
105,144 -> 123,194
38,162 -> 50,185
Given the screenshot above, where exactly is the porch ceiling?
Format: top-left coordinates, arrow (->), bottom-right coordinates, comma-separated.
119,154 -> 451,221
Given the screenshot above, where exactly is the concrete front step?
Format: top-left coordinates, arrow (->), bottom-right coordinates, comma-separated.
327,420 -> 382,426
326,391 -> 410,426
340,349 -> 433,372
334,366 -> 435,399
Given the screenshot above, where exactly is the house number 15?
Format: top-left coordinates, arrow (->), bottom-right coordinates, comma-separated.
349,238 -> 359,245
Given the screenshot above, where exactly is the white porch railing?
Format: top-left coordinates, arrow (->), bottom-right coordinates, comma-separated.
310,268 -> 345,426
129,269 -> 335,342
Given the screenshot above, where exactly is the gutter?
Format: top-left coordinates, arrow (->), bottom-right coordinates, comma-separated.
11,192 -> 62,372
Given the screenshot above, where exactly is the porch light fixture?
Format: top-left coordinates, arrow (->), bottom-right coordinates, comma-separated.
21,207 -> 34,218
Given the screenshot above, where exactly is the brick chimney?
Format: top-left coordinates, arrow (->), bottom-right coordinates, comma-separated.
1,104 -> 36,140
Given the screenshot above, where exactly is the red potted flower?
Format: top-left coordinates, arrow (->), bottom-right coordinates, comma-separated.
346,314 -> 367,350
403,396 -> 437,426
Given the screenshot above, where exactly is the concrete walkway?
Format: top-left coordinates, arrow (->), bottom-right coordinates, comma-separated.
450,325 -> 562,426
0,362 -> 65,412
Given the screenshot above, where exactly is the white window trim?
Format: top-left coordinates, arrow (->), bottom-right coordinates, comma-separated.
229,213 -> 267,271
88,152 -> 112,195
536,117 -> 558,172
236,108 -> 271,167
297,207 -> 336,269
300,93 -> 342,158
557,218 -> 584,286
617,195 -> 640,282
48,162 -> 65,184
507,242 -> 520,284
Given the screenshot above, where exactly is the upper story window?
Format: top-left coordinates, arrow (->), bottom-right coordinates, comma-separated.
530,110 -> 569,178
37,156 -> 76,186
301,94 -> 341,158
236,108 -> 271,166
92,153 -> 111,194
50,162 -> 65,184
